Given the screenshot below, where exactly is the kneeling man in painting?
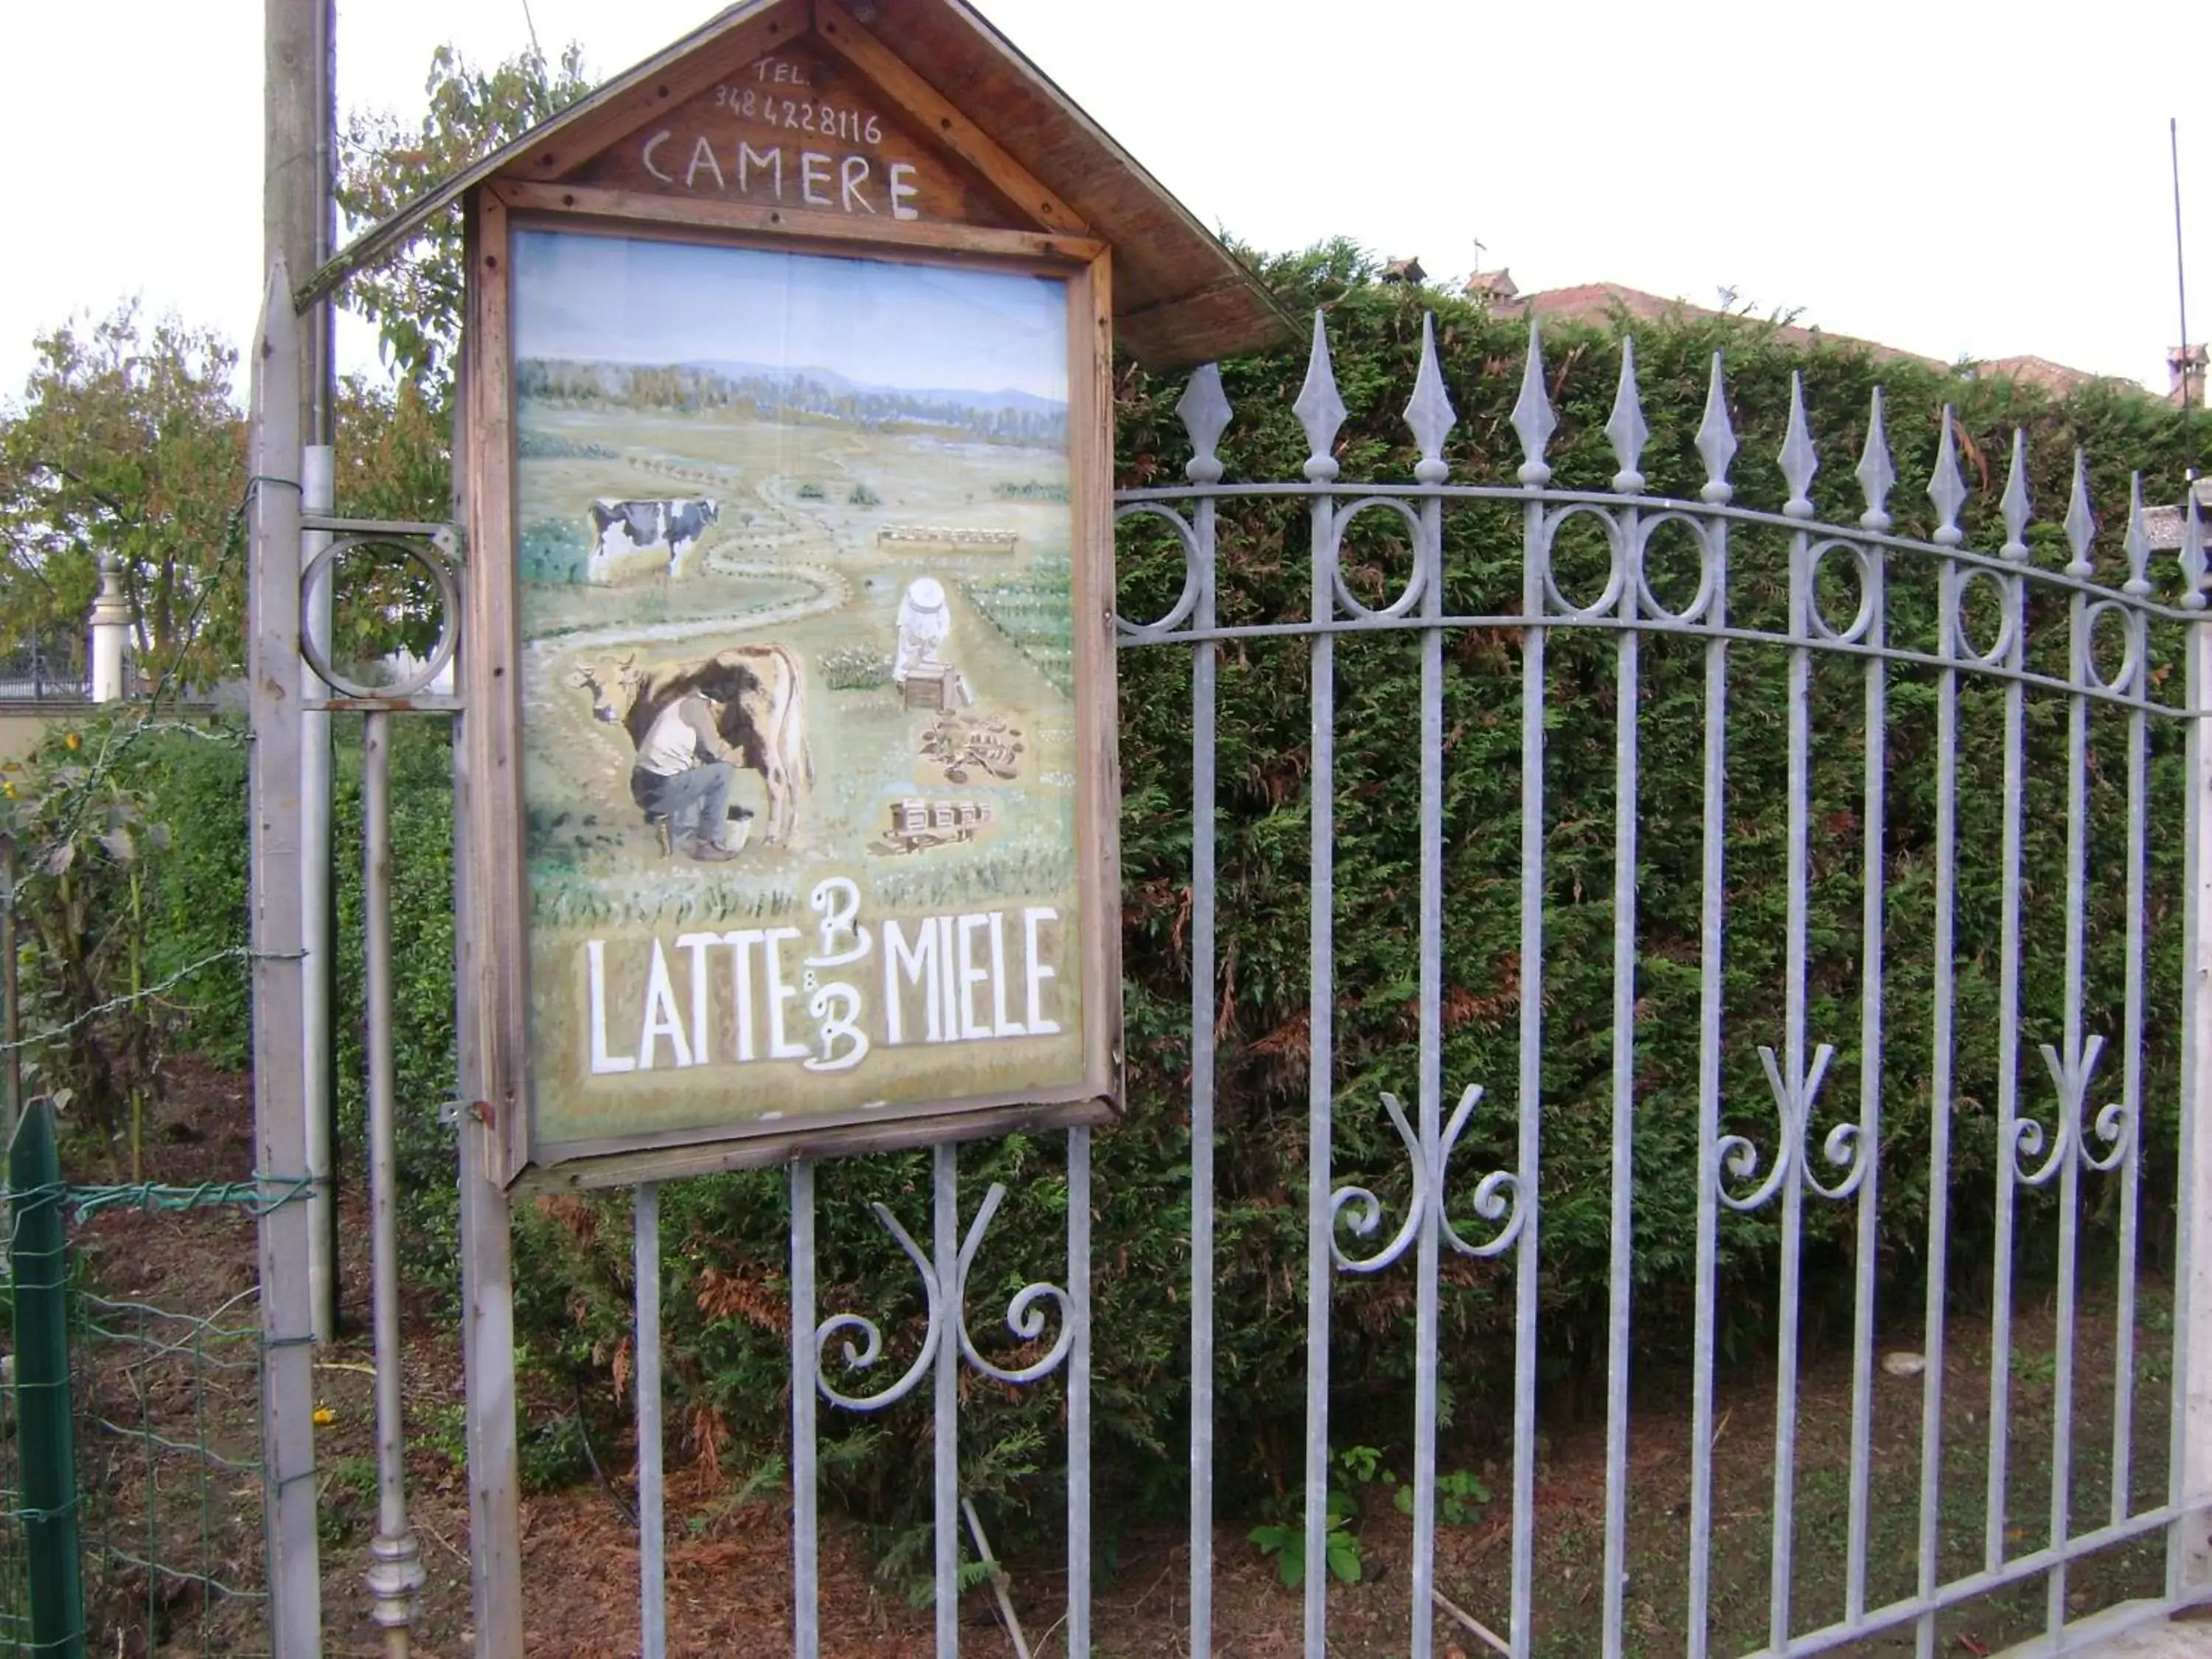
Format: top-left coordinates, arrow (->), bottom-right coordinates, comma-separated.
630,689 -> 749,863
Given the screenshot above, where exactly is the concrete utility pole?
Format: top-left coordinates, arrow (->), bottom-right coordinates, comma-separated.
265,0 -> 340,1344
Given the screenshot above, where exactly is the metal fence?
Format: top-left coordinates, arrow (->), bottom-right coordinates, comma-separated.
0,1107 -> 273,1659
241,291 -> 2212,1658
0,639 -> 89,706
1094,313 -> 2211,1658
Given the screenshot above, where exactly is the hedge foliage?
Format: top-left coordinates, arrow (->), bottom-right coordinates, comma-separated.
42,242 -> 2211,1566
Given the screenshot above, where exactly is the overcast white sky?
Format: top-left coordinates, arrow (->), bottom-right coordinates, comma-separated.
2,0 -> 2203,406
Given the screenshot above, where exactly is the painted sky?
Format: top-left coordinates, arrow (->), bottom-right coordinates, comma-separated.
511,231 -> 1068,403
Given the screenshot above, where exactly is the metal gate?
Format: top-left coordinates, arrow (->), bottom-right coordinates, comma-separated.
244,272 -> 2212,1656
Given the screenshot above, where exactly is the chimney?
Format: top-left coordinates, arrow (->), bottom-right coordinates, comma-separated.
2172,344 -> 2209,408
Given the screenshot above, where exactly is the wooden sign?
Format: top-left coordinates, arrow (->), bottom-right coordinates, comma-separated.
455,12 -> 1150,1188
422,0 -> 1284,1187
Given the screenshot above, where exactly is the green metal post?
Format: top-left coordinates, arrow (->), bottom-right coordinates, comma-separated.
11,1099 -> 83,1658
2,830 -> 18,1156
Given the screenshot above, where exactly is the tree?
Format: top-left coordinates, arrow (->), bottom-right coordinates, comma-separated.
0,305 -> 246,692
337,43 -> 594,400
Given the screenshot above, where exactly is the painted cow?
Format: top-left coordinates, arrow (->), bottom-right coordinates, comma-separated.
585,497 -> 719,582
566,644 -> 813,845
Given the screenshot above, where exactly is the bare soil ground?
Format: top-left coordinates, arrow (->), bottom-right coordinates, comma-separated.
63,1062 -> 2176,1657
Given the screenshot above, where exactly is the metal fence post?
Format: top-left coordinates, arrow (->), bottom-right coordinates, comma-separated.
11,1099 -> 84,1659
2174,610 -> 2212,1593
2,830 -> 18,1155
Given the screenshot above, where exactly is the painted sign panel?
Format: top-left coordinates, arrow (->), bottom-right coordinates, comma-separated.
510,226 -> 1105,1169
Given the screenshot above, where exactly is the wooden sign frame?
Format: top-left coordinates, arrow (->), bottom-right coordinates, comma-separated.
456,27 -> 1123,1190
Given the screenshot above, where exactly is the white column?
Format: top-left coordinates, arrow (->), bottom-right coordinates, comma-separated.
86,555 -> 131,703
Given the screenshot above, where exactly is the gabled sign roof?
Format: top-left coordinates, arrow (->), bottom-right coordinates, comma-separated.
304,0 -> 1292,368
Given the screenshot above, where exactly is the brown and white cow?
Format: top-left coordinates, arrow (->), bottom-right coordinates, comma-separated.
566,644 -> 813,844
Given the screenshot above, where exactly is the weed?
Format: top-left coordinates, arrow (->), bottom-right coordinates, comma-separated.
1393,1466 -> 1492,1526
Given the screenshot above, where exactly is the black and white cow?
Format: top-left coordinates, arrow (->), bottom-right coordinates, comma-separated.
585,497 -> 720,580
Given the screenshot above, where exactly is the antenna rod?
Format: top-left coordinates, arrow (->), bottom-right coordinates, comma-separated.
2178,119 -> 2197,419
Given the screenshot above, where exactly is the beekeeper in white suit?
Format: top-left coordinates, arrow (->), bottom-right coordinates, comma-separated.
894,576 -> 952,688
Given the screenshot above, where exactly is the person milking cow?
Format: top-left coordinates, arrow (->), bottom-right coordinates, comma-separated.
630,681 -> 751,863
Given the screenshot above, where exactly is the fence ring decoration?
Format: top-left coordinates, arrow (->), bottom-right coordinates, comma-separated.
1627,511 -> 1722,625
299,535 -> 462,700
1113,501 -> 1206,641
1537,504 -> 1630,621
1947,566 -> 2020,669
1326,497 -> 1430,622
1803,539 -> 1879,647
2079,599 -> 2143,698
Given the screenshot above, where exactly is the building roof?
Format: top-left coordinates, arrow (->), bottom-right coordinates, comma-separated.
1974,355 -> 2112,396
1503,282 -> 2116,396
1517,283 -> 1944,368
299,0 -> 1292,369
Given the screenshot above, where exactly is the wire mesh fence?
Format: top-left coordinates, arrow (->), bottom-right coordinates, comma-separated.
0,1132 -> 280,1658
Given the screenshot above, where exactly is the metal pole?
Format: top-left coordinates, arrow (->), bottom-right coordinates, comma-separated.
2177,120 -> 2195,414
2,831 -> 19,1155
247,255 -> 323,1657
790,1161 -> 819,1658
301,446 -> 336,1343
362,711 -> 423,1651
10,1099 -> 83,1659
635,1182 -> 666,1659
2172,613 -> 2212,1593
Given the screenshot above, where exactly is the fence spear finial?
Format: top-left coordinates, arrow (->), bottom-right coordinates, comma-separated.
1780,372 -> 1818,520
2122,473 -> 2152,597
1293,310 -> 1346,483
2064,450 -> 2096,578
1511,318 -> 1556,487
1176,364 -> 1231,485
1929,407 -> 1967,548
1696,352 -> 1735,504
1605,337 -> 1649,494
1404,313 -> 1456,484
1999,430 -> 2031,561
1856,387 -> 1894,532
